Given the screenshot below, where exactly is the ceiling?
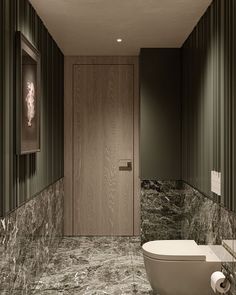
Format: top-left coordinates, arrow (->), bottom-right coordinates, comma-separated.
29,0 -> 212,56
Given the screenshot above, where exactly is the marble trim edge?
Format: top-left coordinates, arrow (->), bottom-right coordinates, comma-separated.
1,177 -> 64,219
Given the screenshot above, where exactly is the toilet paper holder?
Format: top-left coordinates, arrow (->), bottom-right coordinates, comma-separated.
217,268 -> 233,294
211,267 -> 232,294
220,273 -> 230,289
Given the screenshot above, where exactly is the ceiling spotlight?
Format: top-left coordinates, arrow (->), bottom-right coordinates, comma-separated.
116,38 -> 122,43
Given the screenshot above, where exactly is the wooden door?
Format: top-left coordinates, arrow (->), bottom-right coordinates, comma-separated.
73,64 -> 134,235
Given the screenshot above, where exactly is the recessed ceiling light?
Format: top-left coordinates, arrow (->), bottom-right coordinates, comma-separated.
116,38 -> 122,43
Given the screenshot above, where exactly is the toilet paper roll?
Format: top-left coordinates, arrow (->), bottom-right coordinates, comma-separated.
211,271 -> 231,294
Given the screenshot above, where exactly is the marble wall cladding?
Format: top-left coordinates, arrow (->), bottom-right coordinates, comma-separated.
141,180 -> 235,245
141,180 -> 185,244
181,183 -> 234,245
0,179 -> 64,294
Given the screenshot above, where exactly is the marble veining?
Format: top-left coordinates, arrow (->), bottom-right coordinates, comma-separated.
141,180 -> 184,244
141,180 -> 235,245
33,237 -> 153,295
0,179 -> 64,294
181,183 -> 235,244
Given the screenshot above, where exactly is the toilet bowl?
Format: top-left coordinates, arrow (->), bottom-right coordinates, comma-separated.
142,240 -> 232,295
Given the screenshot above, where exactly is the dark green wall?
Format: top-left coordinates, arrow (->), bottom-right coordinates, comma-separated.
0,0 -> 4,215
0,0 -> 64,215
182,0 -> 236,211
140,49 -> 181,180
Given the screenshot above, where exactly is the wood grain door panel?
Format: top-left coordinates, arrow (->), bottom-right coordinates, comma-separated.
73,64 -> 134,235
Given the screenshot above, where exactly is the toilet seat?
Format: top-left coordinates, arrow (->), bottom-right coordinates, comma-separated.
142,240 -> 206,261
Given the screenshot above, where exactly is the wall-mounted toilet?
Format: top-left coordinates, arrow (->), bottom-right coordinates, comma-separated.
142,240 -> 232,295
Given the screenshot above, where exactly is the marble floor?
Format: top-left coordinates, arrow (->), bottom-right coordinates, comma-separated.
33,237 -> 153,295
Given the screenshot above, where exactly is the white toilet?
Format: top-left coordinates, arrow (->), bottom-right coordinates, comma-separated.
142,240 -> 232,295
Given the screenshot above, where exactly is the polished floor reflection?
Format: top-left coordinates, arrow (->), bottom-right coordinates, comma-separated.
33,237 -> 153,294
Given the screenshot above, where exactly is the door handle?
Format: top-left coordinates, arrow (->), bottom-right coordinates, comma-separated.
119,161 -> 132,171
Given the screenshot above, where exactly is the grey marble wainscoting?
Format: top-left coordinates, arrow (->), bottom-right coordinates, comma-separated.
141,180 -> 235,244
141,180 -> 184,244
0,179 -> 64,294
181,183 -> 235,244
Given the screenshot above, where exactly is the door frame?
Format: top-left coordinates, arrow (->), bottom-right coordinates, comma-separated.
64,56 -> 140,236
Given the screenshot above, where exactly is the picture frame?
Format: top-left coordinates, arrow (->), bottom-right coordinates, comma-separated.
16,31 -> 41,154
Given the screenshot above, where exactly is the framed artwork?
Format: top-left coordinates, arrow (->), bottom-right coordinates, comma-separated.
16,31 -> 41,154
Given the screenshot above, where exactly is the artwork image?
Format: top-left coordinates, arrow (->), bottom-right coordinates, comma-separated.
16,32 -> 40,154
26,81 -> 35,127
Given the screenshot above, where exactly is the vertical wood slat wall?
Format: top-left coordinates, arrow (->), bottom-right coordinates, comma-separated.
182,0 -> 236,211
0,0 -> 64,215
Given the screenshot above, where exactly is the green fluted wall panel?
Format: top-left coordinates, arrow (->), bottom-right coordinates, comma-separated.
0,0 -> 64,215
0,0 -> 3,215
182,0 -> 236,211
0,0 -> 15,214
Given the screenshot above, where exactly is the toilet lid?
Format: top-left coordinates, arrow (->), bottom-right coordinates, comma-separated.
142,240 -> 206,261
